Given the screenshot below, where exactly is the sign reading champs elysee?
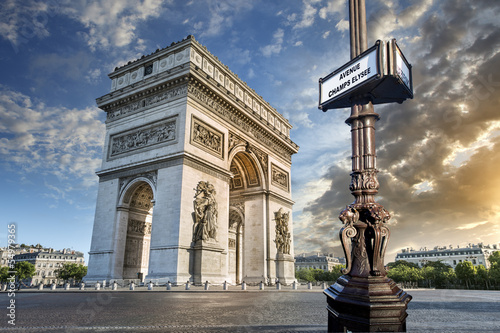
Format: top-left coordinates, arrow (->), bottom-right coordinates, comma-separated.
319,39 -> 413,111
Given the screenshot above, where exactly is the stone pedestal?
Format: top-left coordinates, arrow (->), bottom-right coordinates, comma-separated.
192,240 -> 225,285
276,253 -> 295,285
325,275 -> 411,332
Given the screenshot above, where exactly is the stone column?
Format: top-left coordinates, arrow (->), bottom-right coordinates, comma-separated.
324,0 -> 411,332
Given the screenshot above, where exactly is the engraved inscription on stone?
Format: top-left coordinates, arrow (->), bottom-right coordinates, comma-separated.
109,118 -> 176,159
271,163 -> 289,192
190,116 -> 224,159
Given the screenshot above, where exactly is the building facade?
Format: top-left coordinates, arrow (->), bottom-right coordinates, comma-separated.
395,243 -> 499,269
13,248 -> 85,285
84,35 -> 299,285
295,253 -> 344,272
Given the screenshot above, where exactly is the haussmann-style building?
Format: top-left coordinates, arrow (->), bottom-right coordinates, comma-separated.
13,247 -> 85,285
395,243 -> 499,269
84,35 -> 299,286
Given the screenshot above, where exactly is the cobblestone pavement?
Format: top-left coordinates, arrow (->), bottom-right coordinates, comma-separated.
1,287 -> 499,332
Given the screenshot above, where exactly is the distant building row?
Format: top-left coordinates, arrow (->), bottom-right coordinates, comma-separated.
294,253 -> 345,272
395,243 -> 499,269
0,244 -> 85,285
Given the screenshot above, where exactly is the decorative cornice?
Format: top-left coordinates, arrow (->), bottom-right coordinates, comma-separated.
99,79 -> 188,122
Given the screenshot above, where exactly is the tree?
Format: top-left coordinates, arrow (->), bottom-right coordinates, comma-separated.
295,268 -> 316,282
0,266 -> 10,283
387,265 -> 422,288
14,261 -> 36,281
422,261 -> 453,288
488,251 -> 500,267
387,260 -> 420,269
475,265 -> 489,289
488,252 -> 500,287
56,264 -> 87,284
455,261 -> 476,289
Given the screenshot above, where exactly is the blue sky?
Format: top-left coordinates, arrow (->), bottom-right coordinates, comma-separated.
1,0 -> 500,264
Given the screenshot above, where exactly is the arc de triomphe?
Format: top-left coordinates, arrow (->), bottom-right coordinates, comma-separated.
84,35 -> 299,285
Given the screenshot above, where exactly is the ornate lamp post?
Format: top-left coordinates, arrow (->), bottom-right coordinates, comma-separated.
321,0 -> 412,331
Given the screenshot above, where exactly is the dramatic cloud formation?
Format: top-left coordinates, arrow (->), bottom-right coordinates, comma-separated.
0,0 -> 498,260
0,86 -> 105,187
293,0 -> 500,259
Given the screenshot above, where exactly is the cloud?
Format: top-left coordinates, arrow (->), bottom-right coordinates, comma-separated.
66,0 -> 166,51
0,0 -> 53,51
0,86 -> 105,188
319,0 -> 346,20
195,0 -> 253,38
294,0 -> 319,29
335,18 -> 349,32
456,221 -> 489,230
0,0 -> 166,52
260,28 -> 285,57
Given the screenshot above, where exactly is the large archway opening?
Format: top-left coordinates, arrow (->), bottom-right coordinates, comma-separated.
228,151 -> 262,284
121,182 -> 154,280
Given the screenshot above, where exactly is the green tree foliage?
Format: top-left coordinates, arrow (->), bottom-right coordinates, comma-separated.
488,252 -> 500,283
475,265 -> 489,289
14,261 -> 36,281
295,266 -> 346,283
295,268 -> 316,282
0,266 -> 10,283
488,251 -> 500,266
387,260 -> 420,269
422,261 -> 453,288
387,264 -> 422,288
455,261 -> 476,289
56,263 -> 87,283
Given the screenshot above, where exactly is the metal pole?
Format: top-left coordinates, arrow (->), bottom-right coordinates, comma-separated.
325,0 -> 412,331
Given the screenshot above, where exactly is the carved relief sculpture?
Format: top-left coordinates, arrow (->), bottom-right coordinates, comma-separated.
109,119 -> 176,158
271,163 -> 289,191
191,117 -> 224,159
192,181 -> 218,242
274,208 -> 291,255
127,219 -> 152,235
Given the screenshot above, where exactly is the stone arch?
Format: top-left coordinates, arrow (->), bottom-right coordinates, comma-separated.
119,176 -> 157,207
228,150 -> 267,284
118,179 -> 155,281
229,149 -> 265,191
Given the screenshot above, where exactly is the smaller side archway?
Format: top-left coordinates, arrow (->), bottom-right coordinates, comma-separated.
118,179 -> 155,281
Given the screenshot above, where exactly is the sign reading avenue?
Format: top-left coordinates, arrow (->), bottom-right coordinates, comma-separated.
319,44 -> 379,107
319,39 -> 413,111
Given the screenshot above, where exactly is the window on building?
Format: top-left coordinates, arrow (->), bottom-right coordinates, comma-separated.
453,260 -> 457,265
473,259 -> 477,264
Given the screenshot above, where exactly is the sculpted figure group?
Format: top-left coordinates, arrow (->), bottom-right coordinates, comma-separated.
193,181 -> 218,242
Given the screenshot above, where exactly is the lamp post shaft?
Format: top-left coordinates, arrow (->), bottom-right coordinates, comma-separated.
324,1 -> 412,331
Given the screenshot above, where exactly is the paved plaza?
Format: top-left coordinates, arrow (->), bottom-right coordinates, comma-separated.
1,287 -> 499,332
